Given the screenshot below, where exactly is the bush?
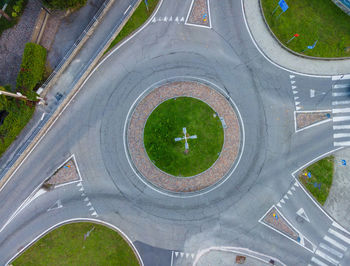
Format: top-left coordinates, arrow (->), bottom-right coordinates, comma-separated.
16,43 -> 47,101
43,0 -> 87,10
0,0 -> 28,36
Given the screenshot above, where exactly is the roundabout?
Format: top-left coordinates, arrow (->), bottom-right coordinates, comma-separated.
126,81 -> 242,193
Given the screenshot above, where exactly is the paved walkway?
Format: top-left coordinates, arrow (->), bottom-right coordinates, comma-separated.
243,0 -> 350,76
324,148 -> 350,231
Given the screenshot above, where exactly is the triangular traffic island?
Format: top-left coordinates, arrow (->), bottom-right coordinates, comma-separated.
186,0 -> 211,28
260,206 -> 300,241
43,156 -> 81,190
295,111 -> 331,132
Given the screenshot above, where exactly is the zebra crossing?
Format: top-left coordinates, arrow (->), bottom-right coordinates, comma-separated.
331,76 -> 350,146
309,222 -> 350,266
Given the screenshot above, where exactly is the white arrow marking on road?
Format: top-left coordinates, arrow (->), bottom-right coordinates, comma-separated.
295,101 -> 300,106
291,80 -> 296,84
287,190 -> 292,195
91,211 -> 98,216
291,186 -> 296,191
89,207 -> 94,211
290,75 -> 295,79
86,202 -> 92,206
47,200 -> 63,212
291,85 -> 297,89
296,208 -> 310,222
84,197 -> 89,202
175,17 -> 179,23
284,195 -> 289,200
293,90 -> 298,94
277,202 -> 282,208
180,17 -> 184,22
164,16 -> 167,22
294,96 -> 299,100
152,17 -> 156,23
81,193 -> 86,197
296,106 -> 302,111
280,199 -> 285,204
79,187 -> 84,191
77,182 -> 82,187
294,181 -> 299,187
175,252 -> 179,257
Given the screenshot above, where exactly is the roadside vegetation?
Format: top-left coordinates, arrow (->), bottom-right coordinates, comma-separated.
12,222 -> 139,265
0,0 -> 28,36
105,0 -> 159,53
0,42 -> 46,156
42,0 -> 87,10
261,0 -> 350,57
299,156 -> 334,205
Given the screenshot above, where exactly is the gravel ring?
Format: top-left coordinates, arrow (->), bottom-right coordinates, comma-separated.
126,81 -> 241,193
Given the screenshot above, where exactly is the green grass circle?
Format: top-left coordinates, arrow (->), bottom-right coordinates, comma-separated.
144,97 -> 224,177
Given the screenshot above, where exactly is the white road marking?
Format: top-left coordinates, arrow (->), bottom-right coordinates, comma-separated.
294,181 -> 299,187
152,17 -> 156,23
77,182 -> 82,187
293,90 -> 298,94
186,253 -> 189,258
276,202 -> 281,208
310,89 -> 315,98
84,197 -> 89,202
294,96 -> 299,100
164,16 -> 167,22
319,243 -> 343,259
191,253 -> 194,259
311,257 -> 328,266
332,100 -> 350,105
79,187 -> 84,191
296,106 -> 302,111
296,208 -> 310,223
290,75 -> 295,79
323,235 -> 347,251
86,202 -> 92,206
334,141 -> 350,146
283,194 -> 288,199
295,101 -> 300,106
315,249 -> 339,265
180,252 -> 184,258
171,251 -> 174,266
291,80 -> 296,84
291,186 -> 296,191
332,92 -> 350,97
292,85 -> 297,89
332,74 -> 350,80
287,190 -> 292,195
332,108 -> 350,114
332,221 -> 350,235
47,200 -> 63,212
180,17 -> 184,22
175,251 -> 179,257
333,116 -> 350,122
280,199 -> 285,204
328,228 -> 350,244
333,84 -> 350,89
334,133 -> 350,138
91,211 -> 98,216
123,5 -> 131,15
333,125 -> 350,130
40,113 -> 45,121
169,16 -> 172,21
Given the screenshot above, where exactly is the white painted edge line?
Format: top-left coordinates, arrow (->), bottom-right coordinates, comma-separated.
6,218 -> 144,266
124,4 -> 132,15
332,74 -> 350,81
123,76 -> 246,198
170,250 -> 174,266
258,205 -> 315,253
240,0 -> 333,78
40,113 -> 45,121
193,246 -> 287,266
332,221 -> 350,236
294,110 -> 332,133
0,0 -> 164,194
184,0 -> 212,29
291,147 -> 344,222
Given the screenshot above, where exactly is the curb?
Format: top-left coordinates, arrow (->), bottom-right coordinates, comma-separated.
258,0 -> 350,61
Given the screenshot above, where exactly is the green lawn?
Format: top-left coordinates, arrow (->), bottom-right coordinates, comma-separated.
299,156 -> 334,205
144,97 -> 224,177
12,222 -> 139,266
0,0 -> 28,36
104,0 -> 159,54
261,0 -> 350,57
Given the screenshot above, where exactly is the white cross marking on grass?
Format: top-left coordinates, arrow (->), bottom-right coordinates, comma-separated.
175,127 -> 197,151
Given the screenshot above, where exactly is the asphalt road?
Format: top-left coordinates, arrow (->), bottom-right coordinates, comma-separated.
0,0 -> 350,265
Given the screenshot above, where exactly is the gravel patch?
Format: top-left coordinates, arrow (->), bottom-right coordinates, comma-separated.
0,0 -> 41,87
127,81 -> 241,193
262,207 -> 299,241
187,0 -> 210,27
44,158 -> 80,186
296,111 -> 331,131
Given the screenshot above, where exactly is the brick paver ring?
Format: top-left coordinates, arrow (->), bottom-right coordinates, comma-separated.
126,80 -> 242,194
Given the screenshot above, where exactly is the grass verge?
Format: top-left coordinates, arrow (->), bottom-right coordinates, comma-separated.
144,97 -> 224,177
261,0 -> 350,57
299,156 -> 334,205
104,0 -> 159,54
12,222 -> 139,265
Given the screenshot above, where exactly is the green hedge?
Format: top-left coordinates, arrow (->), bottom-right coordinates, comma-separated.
0,0 -> 28,36
16,43 -> 47,101
43,0 -> 87,10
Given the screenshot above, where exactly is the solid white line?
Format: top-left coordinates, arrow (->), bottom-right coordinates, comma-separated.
328,228 -> 350,244
315,249 -> 339,265
123,5 -> 131,15
333,125 -> 350,130
332,100 -> 350,106
334,141 -> 350,146
40,113 -> 45,121
319,243 -> 343,259
323,235 -> 347,251
170,251 -> 174,266
333,133 -> 350,138
332,92 -> 350,97
6,218 -> 144,266
332,107 -> 350,114
332,74 -> 350,81
311,256 -> 328,266
333,116 -> 350,122
332,221 -> 350,235
333,84 -> 350,89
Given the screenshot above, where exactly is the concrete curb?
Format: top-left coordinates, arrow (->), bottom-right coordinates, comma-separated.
258,0 -> 350,61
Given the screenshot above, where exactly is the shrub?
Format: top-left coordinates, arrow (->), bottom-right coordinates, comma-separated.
16,43 -> 47,101
43,0 -> 87,10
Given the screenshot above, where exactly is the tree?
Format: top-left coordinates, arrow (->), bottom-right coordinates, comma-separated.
43,0 -> 87,10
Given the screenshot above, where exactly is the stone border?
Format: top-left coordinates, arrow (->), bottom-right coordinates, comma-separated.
258,0 -> 350,60
294,110 -> 332,132
127,81 -> 241,193
185,0 -> 211,28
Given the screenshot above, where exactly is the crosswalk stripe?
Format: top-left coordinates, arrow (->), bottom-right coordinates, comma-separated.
334,141 -> 350,146
332,100 -> 350,106
332,221 -> 350,235
333,133 -> 350,138
332,92 -> 350,97
333,84 -> 350,89
319,243 -> 343,259
324,235 -> 347,251
333,116 -> 350,122
328,228 -> 350,244
333,107 -> 350,113
311,256 -> 328,266
315,249 -> 339,265
333,125 -> 350,130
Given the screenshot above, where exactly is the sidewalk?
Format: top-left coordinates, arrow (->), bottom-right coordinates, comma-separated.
242,0 -> 350,76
